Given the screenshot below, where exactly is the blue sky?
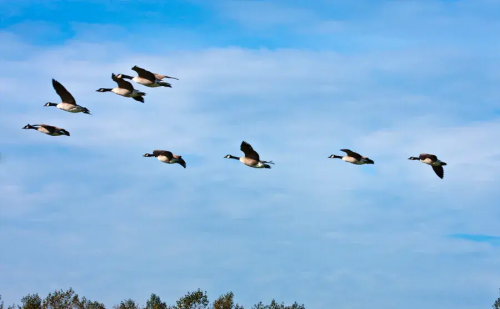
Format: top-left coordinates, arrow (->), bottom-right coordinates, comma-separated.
1,0 -> 500,308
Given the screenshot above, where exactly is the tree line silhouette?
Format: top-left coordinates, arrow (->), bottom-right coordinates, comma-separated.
3,287 -> 499,308
494,289 -> 500,309
0,288 -> 305,309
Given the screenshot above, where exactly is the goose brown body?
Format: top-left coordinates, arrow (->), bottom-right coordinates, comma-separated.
328,149 -> 374,165
45,79 -> 91,114
22,124 -> 70,136
96,73 -> 146,103
143,150 -> 186,168
224,141 -> 274,168
408,153 -> 447,179
117,66 -> 175,88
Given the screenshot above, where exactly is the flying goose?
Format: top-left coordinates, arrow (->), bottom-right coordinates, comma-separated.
96,73 -> 146,103
44,79 -> 91,114
117,65 -> 177,88
224,141 -> 274,169
328,149 -> 374,165
22,124 -> 70,136
143,150 -> 186,168
408,153 -> 447,179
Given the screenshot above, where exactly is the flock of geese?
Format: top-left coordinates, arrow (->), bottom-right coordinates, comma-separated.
21,65 -> 448,179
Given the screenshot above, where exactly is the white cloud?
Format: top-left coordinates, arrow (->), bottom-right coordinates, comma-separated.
1,2 -> 500,308
217,1 -> 317,29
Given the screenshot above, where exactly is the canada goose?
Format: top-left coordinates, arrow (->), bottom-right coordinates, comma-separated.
117,66 -> 176,88
44,79 -> 91,114
143,150 -> 186,168
328,149 -> 374,165
224,141 -> 274,169
95,73 -> 146,103
408,153 -> 447,179
22,124 -> 70,136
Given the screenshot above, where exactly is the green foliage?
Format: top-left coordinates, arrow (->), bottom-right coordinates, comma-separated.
174,289 -> 209,309
145,294 -> 167,309
81,299 -> 106,309
42,288 -> 78,309
19,294 -> 42,309
251,300 -> 305,309
211,292 -> 243,309
0,295 -> 14,309
251,302 -> 265,309
113,299 -> 141,309
493,289 -> 500,309
3,288 -> 306,309
41,288 -> 105,309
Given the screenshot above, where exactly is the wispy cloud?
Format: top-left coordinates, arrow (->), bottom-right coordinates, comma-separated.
450,234 -> 500,246
1,1 -> 500,309
217,1 -> 317,29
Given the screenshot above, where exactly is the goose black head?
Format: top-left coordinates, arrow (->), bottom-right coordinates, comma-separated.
96,88 -> 112,92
